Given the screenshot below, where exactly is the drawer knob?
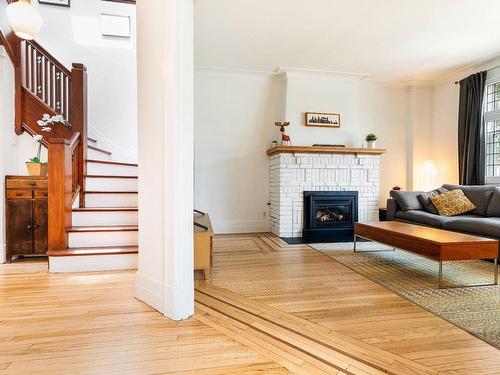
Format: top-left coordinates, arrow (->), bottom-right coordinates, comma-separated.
16,192 -> 22,196
30,182 -> 36,186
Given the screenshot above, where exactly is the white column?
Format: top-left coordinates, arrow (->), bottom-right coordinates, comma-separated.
135,0 -> 194,320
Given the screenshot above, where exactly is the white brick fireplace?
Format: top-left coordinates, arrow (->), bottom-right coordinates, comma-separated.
268,146 -> 385,238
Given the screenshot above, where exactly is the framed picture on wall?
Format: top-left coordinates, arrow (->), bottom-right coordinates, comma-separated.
305,112 -> 341,128
38,0 -> 70,7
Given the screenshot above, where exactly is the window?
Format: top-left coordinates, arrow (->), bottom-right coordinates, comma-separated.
485,82 -> 500,183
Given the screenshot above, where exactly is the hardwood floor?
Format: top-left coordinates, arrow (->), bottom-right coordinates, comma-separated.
197,233 -> 500,374
2,233 -> 499,374
0,259 -> 288,374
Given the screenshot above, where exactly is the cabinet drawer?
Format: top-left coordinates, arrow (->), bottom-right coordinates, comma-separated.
7,190 -> 32,199
6,179 -> 48,189
34,190 -> 48,199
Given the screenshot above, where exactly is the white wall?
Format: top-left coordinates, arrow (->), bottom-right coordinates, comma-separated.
284,71 -> 409,199
34,0 -> 137,162
408,86 -> 434,190
432,82 -> 459,186
195,69 -> 412,233
194,70 -> 285,233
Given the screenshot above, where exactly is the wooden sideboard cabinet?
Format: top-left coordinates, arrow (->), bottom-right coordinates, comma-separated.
194,213 -> 213,280
5,176 -> 48,261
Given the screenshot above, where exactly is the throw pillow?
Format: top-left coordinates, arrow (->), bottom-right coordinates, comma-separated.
487,187 -> 500,217
390,190 -> 424,211
430,189 -> 476,217
417,188 -> 448,215
442,184 -> 495,216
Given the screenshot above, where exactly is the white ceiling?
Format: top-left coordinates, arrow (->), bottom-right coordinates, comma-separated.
194,0 -> 500,82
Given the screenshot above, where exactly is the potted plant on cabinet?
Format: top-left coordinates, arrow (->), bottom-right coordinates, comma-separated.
26,134 -> 48,176
365,133 -> 377,149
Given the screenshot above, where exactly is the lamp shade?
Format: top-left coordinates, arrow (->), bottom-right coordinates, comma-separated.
420,160 -> 438,191
6,0 -> 43,40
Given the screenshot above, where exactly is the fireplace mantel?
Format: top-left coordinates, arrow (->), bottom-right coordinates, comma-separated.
267,145 -> 386,156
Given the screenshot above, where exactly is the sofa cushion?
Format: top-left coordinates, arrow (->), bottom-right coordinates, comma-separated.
442,184 -> 495,216
395,210 -> 455,228
417,187 -> 448,215
390,190 -> 424,211
443,217 -> 500,238
487,188 -> 500,217
431,189 -> 476,217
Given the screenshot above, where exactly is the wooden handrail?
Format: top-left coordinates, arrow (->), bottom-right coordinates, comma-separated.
27,40 -> 72,76
68,132 -> 81,150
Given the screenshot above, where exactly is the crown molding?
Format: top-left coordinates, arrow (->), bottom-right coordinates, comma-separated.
194,66 -> 285,83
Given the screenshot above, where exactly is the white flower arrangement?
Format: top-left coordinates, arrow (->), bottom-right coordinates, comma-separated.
37,113 -> 69,132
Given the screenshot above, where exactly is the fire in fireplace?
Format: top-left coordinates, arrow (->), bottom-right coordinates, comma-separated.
303,191 -> 358,242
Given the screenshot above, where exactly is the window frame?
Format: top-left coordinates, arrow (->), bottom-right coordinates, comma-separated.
484,79 -> 500,185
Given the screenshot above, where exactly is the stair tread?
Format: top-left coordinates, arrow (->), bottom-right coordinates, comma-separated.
48,246 -> 138,257
68,225 -> 138,232
83,190 -> 138,194
88,145 -> 112,155
73,207 -> 138,212
86,159 -> 138,167
85,174 -> 137,179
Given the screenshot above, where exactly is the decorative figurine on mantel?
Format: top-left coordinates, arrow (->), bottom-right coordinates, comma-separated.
275,122 -> 291,146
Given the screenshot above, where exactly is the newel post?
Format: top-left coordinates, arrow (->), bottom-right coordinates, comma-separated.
70,63 -> 88,207
48,139 -> 73,251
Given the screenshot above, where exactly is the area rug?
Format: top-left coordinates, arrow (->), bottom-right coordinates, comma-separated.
311,242 -> 500,349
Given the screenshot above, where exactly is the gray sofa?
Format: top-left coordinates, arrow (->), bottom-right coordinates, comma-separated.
387,184 -> 500,241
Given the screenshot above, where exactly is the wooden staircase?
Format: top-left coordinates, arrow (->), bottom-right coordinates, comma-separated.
0,0 -> 138,272
49,139 -> 139,272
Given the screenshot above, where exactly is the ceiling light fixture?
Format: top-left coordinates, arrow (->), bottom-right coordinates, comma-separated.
6,0 -> 43,40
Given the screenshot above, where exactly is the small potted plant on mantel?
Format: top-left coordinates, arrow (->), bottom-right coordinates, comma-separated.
25,113 -> 69,176
365,133 -> 377,149
26,134 -> 48,176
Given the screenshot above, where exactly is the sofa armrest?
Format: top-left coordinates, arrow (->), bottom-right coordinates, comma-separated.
386,198 -> 399,221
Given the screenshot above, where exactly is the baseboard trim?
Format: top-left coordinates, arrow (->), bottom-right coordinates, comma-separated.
134,271 -> 164,313
213,219 -> 270,234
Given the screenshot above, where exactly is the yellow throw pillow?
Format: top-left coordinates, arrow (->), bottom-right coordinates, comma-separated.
430,189 -> 476,217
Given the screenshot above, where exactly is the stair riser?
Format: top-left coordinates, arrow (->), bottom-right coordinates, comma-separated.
88,148 -> 112,161
85,193 -> 138,208
87,163 -> 138,177
69,231 -> 138,247
72,211 -> 138,226
49,253 -> 138,273
85,177 -> 138,192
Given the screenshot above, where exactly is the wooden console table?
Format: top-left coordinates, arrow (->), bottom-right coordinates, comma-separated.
194,213 -> 213,280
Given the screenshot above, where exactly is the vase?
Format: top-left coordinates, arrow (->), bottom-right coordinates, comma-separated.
26,162 -> 48,177
367,141 -> 376,149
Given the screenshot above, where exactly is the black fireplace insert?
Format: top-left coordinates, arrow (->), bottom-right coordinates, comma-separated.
302,191 -> 358,242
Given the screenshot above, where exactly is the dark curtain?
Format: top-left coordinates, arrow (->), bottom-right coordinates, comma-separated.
458,71 -> 487,185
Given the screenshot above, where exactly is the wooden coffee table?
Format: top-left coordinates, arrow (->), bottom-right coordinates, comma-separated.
354,221 -> 499,289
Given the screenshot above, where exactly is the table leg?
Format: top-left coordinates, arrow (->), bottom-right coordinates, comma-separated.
438,261 -> 443,289
439,258 -> 498,289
